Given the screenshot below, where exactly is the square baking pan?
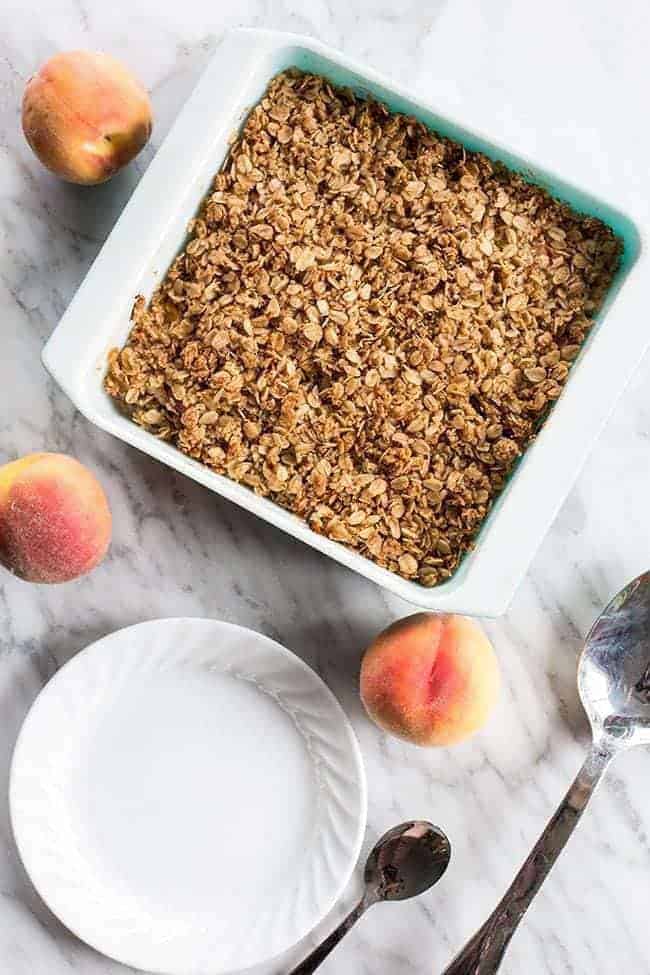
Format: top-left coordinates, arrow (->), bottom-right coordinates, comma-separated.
42,28 -> 645,617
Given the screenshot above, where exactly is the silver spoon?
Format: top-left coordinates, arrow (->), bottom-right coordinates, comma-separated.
289,820 -> 451,975
441,570 -> 650,975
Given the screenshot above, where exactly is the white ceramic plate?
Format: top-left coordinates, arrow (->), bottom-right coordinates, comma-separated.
9,619 -> 367,975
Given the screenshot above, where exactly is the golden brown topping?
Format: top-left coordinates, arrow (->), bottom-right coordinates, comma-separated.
105,70 -> 620,586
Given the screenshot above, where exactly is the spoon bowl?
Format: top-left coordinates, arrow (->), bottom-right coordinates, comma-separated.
365,821 -> 452,903
579,571 -> 650,743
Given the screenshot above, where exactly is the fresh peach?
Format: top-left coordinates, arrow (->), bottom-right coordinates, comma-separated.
22,51 -> 152,184
0,453 -> 111,583
360,613 -> 499,746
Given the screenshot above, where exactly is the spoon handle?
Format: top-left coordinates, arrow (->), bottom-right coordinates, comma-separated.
287,896 -> 369,975
440,741 -> 613,975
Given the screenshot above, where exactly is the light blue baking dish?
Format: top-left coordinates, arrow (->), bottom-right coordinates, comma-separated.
42,29 -> 645,616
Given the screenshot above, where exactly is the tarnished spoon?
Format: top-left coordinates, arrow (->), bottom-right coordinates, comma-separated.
289,820 -> 451,975
441,570 -> 650,975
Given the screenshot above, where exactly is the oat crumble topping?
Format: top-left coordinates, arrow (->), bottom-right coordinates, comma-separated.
104,70 -> 621,586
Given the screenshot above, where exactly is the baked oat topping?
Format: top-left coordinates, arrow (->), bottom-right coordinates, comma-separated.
104,70 -> 621,586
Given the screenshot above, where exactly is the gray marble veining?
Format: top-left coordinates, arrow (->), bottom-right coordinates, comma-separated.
1,1 -> 649,973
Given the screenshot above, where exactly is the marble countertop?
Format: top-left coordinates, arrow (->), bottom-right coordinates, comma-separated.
1,1 -> 649,973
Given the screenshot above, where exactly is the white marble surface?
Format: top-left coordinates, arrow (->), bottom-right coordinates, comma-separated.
1,1 -> 649,973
